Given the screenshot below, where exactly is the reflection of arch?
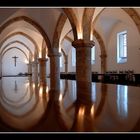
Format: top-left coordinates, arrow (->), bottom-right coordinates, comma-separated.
0,83 -> 29,107
0,32 -> 39,56
2,47 -> 28,61
0,40 -> 33,59
0,16 -> 51,49
0,79 -> 39,118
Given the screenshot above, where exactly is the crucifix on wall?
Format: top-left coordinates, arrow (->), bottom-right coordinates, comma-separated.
12,56 -> 18,67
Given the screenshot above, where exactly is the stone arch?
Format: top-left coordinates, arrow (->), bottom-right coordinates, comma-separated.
2,47 -> 28,61
0,40 -> 33,59
93,8 -> 140,35
0,16 -> 51,49
122,8 -> 140,34
52,13 -> 67,51
93,30 -> 107,73
82,8 -> 95,41
61,48 -> 66,58
91,8 -> 140,73
61,29 -> 106,73
0,32 -> 39,57
60,29 -> 73,44
61,48 -> 68,73
63,8 -> 78,40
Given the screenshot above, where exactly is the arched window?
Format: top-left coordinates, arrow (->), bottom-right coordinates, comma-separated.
91,46 -> 95,64
72,47 -> 76,66
117,30 -> 127,63
60,56 -> 62,67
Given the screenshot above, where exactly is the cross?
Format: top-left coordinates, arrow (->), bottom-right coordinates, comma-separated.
12,56 -> 18,67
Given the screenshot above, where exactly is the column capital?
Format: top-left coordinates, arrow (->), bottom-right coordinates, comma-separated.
72,39 -> 95,48
31,61 -> 38,65
38,58 -> 48,62
48,52 -> 61,57
48,48 -> 61,57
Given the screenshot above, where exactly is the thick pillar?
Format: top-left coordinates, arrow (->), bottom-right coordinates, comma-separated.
64,55 -> 68,74
100,54 -> 107,74
72,39 -> 94,103
32,60 -> 38,82
48,50 -> 61,92
38,58 -> 48,81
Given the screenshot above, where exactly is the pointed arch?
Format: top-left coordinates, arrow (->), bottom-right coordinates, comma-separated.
93,30 -> 107,73
0,16 -> 51,49
93,8 -> 140,35
122,8 -> 140,34
0,40 -> 33,59
82,8 -> 95,40
0,32 -> 39,56
2,47 -> 28,61
52,13 -> 67,50
63,8 -> 78,40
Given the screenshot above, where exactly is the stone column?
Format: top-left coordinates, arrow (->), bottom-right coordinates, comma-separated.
27,62 -> 32,75
0,58 -> 2,78
72,39 -> 94,103
48,50 -> 61,92
100,54 -> 107,74
64,55 -> 68,74
32,60 -> 38,82
38,58 -> 48,81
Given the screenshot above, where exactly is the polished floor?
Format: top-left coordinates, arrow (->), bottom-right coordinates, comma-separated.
0,76 -> 140,132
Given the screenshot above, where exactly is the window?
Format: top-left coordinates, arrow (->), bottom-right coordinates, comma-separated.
72,47 -> 76,66
60,56 -> 62,67
91,46 -> 95,64
117,85 -> 128,118
117,31 -> 127,63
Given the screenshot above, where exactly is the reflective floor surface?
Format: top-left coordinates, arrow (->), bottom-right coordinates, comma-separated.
0,76 -> 140,132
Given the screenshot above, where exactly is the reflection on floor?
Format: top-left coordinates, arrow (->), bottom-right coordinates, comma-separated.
0,76 -> 140,132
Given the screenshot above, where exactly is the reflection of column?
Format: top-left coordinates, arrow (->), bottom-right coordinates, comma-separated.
48,50 -> 61,92
71,103 -> 95,132
100,54 -> 107,74
64,55 -> 68,74
38,58 -> 48,81
95,84 -> 107,118
72,39 -> 94,102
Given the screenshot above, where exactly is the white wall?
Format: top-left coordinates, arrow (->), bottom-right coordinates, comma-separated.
2,48 -> 28,75
107,22 -> 140,73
